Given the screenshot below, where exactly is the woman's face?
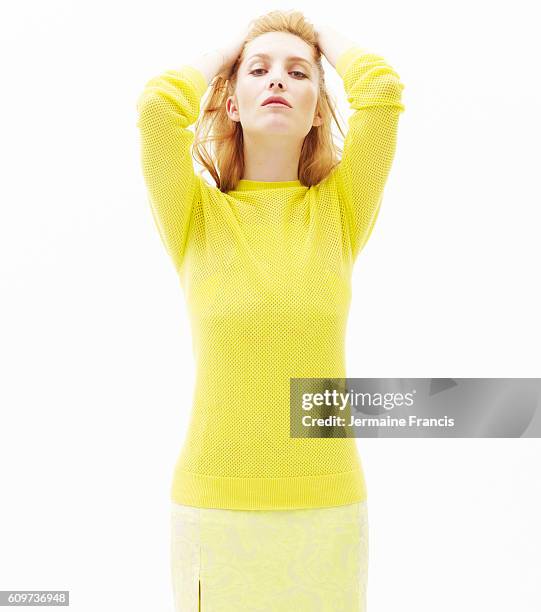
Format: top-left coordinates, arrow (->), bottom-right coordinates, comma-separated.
226,31 -> 322,141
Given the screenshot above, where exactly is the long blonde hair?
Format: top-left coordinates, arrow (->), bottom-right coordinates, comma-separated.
192,9 -> 347,193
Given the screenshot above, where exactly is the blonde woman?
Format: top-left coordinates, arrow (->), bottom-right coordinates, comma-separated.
136,9 -> 405,611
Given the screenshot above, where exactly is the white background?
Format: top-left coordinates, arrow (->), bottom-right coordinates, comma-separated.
1,1 -> 540,610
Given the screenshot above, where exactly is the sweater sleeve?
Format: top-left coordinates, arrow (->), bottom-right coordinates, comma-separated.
322,46 -> 405,263
136,65 -> 209,273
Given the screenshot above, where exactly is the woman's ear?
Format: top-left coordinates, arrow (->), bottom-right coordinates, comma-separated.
312,113 -> 323,127
226,96 -> 240,122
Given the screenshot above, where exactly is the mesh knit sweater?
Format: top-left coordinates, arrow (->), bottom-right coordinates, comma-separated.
136,45 -> 405,510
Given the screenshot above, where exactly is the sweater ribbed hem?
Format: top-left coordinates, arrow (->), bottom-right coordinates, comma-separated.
170,468 -> 367,510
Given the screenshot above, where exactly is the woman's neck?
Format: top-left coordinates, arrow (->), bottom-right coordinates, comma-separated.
241,134 -> 302,182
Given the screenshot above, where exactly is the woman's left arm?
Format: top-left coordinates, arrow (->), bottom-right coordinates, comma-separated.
316,24 -> 406,263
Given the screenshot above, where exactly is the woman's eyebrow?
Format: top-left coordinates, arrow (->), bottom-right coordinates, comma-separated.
247,53 -> 312,68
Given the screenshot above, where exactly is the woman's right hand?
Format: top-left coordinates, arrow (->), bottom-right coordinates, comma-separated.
216,20 -> 254,79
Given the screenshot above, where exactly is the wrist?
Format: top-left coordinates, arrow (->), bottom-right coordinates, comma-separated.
190,49 -> 225,85
317,25 -> 357,68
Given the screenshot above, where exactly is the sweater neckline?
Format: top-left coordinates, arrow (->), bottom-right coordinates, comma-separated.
232,179 -> 303,192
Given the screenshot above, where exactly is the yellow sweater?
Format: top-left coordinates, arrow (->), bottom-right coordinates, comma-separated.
136,45 -> 405,510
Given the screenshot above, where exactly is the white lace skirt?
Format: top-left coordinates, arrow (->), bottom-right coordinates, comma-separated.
170,500 -> 369,611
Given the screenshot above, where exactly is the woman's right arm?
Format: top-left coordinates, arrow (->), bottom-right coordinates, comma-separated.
136,52 -> 224,274
136,25 -> 251,274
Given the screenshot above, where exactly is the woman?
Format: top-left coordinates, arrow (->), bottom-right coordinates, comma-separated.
136,9 -> 405,611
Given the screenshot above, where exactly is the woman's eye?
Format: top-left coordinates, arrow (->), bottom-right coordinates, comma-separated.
249,68 -> 307,79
